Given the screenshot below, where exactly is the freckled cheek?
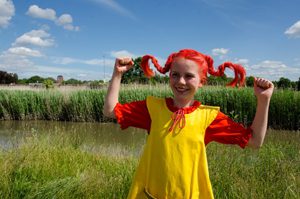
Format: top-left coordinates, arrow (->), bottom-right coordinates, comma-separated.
186,79 -> 197,84
169,78 -> 175,88
169,77 -> 178,84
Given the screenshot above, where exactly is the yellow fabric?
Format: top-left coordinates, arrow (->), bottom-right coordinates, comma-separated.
127,96 -> 220,199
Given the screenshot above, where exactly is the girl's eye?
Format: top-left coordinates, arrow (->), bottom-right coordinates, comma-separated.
171,73 -> 179,78
185,74 -> 195,79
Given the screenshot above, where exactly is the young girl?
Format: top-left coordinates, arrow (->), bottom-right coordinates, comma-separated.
103,49 -> 274,199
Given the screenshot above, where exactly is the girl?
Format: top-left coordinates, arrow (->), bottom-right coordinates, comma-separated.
103,49 -> 274,199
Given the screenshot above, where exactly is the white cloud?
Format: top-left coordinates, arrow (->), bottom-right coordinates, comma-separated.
26,5 -> 56,20
251,60 -> 287,69
61,23 -> 79,31
56,14 -> 79,31
16,65 -> 105,81
26,5 -> 79,31
90,0 -> 136,20
0,29 -> 51,72
212,48 -> 229,59
235,58 -> 249,65
285,20 -> 300,38
0,52 -> 35,71
0,52 -> 98,80
53,57 -> 115,67
0,0 -> 15,28
53,51 -> 141,67
84,59 -> 104,65
212,48 -> 229,56
110,50 -> 136,58
8,47 -> 43,57
248,60 -> 300,81
56,14 -> 72,25
57,57 -> 77,65
13,29 -> 54,47
78,73 -> 87,77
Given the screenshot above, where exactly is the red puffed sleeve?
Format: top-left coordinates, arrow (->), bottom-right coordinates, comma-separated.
114,100 -> 151,132
205,112 -> 252,148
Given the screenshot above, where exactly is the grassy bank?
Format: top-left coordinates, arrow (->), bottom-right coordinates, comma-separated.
0,129 -> 299,198
0,132 -> 137,198
0,85 -> 299,130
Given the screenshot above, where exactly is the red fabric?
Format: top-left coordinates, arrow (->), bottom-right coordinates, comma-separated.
114,100 -> 151,131
204,112 -> 252,148
114,99 -> 252,148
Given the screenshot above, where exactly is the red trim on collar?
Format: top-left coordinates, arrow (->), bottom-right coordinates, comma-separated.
165,97 -> 201,114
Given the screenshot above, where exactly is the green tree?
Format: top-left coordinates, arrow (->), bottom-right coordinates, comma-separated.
27,75 -> 44,83
43,79 -> 54,89
150,73 -> 169,85
45,77 -> 56,82
121,57 -> 149,84
277,77 -> 291,89
207,75 -> 229,86
89,80 -> 104,89
246,76 -> 255,87
64,78 -> 83,85
17,78 -> 28,85
297,77 -> 300,91
0,71 -> 18,84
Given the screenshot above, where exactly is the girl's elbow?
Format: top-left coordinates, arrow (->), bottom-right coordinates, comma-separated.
102,108 -> 115,119
249,143 -> 262,150
102,109 -> 109,118
102,107 -> 110,118
247,139 -> 264,149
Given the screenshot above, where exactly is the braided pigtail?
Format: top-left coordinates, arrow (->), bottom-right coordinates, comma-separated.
141,49 -> 246,87
205,55 -> 246,87
141,54 -> 173,78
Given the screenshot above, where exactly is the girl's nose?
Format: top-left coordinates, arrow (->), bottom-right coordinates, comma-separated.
178,76 -> 186,84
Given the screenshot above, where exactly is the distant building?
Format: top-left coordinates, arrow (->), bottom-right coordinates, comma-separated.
29,83 -> 45,88
57,75 -> 64,84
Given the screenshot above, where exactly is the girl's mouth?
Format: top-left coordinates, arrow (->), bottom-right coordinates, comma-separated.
175,87 -> 189,94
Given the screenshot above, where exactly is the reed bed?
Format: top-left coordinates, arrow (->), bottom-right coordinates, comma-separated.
0,129 -> 299,198
0,85 -> 299,130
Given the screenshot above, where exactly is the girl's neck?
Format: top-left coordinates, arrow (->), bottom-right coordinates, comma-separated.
173,98 -> 195,109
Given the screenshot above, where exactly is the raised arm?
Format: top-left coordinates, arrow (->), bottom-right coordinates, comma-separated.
103,57 -> 134,119
247,77 -> 274,149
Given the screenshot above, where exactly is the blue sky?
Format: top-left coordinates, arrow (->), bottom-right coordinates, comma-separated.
0,0 -> 300,81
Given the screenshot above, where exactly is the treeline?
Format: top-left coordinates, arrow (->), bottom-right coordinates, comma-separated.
17,76 -> 104,86
0,87 -> 299,130
1,57 -> 300,90
0,71 -> 18,84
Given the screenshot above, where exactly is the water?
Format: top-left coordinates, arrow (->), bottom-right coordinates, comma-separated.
0,121 -> 147,157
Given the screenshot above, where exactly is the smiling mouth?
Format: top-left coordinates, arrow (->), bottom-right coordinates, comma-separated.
175,87 -> 189,93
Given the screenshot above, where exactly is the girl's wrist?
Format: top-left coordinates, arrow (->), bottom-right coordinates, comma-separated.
112,70 -> 123,79
256,97 -> 270,107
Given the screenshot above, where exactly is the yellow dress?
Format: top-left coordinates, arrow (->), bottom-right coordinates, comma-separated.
127,96 -> 219,199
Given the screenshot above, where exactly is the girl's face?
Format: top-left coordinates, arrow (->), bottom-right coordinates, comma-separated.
169,57 -> 202,106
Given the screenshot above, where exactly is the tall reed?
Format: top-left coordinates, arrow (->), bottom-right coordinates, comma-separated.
0,85 -> 299,130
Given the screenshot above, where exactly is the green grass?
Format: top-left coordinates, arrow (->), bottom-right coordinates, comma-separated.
0,132 -> 137,199
207,129 -> 300,199
0,129 -> 299,199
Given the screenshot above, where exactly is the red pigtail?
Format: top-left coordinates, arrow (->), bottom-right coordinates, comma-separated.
141,55 -> 172,78
141,49 -> 246,87
205,55 -> 246,87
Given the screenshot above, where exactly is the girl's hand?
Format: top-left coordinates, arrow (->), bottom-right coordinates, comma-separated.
254,77 -> 274,101
113,57 -> 134,75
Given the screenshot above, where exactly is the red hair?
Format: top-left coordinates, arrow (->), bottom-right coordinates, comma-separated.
140,49 -> 246,87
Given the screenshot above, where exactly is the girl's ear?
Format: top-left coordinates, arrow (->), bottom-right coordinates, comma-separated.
198,82 -> 203,88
